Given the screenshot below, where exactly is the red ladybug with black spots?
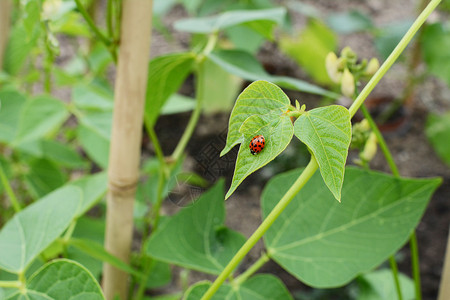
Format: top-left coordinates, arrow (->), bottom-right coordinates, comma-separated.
249,135 -> 265,155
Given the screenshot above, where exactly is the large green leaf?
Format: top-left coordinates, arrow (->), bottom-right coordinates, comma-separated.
6,260 -> 104,300
41,140 -> 87,169
145,52 -> 195,127
0,186 -> 81,273
184,274 -> 292,300
174,8 -> 286,34
146,180 -> 246,274
14,96 -> 69,145
294,105 -> 351,201
0,89 -> 27,144
426,112 -> 450,165
72,83 -> 114,111
208,50 -> 336,97
326,10 -> 374,34
262,168 -> 441,288
221,80 -> 291,156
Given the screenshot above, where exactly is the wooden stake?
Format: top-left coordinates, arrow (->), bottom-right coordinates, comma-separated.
438,228 -> 450,300
0,0 -> 12,69
103,1 -> 153,299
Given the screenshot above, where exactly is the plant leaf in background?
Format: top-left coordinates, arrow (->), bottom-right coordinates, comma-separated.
262,168 -> 441,288
221,80 -> 291,156
326,10 -> 374,34
69,172 -> 107,217
160,94 -> 196,115
5,260 -> 105,300
357,269 -> 414,300
280,18 -> 337,85
72,83 -> 114,111
40,139 -> 87,169
24,158 -> 67,198
184,274 -> 293,300
0,89 -> 27,144
145,52 -> 196,127
14,96 -> 69,146
174,7 -> 286,34
146,180 -> 246,274
294,105 -> 351,201
422,23 -> 450,85
208,49 -> 336,97
374,20 -> 413,59
426,112 -> 450,165
0,186 -> 81,273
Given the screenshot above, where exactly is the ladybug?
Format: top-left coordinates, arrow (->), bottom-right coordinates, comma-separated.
249,135 -> 265,155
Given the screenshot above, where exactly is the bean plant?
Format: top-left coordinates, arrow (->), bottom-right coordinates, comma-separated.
0,0 -> 446,300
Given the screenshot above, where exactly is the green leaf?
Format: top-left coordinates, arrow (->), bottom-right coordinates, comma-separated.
294,105 -> 351,201
146,180 -> 246,274
326,10 -> 374,34
68,238 -> 141,278
208,50 -> 336,97
426,112 -> 450,165
184,274 -> 293,300
357,269 -> 414,300
422,23 -> 450,85
69,172 -> 107,217
24,158 -> 68,198
49,12 -> 91,37
226,114 -> 293,199
72,83 -> 114,111
280,19 -> 337,85
174,7 -> 286,34
221,80 -> 291,156
145,259 -> 172,289
0,186 -> 81,273
375,20 -> 412,59
225,25 -> 265,53
41,140 -> 87,169
262,167 -> 441,288
23,1 -> 41,38
145,52 -> 195,127
14,96 -> 69,145
0,89 -> 27,144
160,94 -> 196,115
7,259 -> 104,300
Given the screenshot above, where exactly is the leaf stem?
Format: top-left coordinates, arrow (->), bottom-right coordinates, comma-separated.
0,280 -> 21,289
75,0 -> 111,46
200,158 -> 319,300
0,162 -> 21,212
234,252 -> 270,285
410,232 -> 422,300
170,59 -> 206,162
348,0 -> 442,118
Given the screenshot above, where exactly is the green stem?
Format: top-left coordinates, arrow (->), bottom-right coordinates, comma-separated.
151,168 -> 167,232
410,233 -> 422,300
74,0 -> 111,46
106,0 -> 114,38
389,256 -> 403,300
0,162 -> 21,212
360,105 -> 400,177
201,158 -> 319,300
349,0 -> 442,117
146,124 -> 165,167
234,253 -> 270,285
170,59 -> 206,162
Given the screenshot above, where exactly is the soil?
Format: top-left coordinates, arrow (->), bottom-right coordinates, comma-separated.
146,1 -> 450,299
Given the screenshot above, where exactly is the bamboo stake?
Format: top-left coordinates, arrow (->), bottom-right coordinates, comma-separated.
0,0 -> 12,69
102,1 -> 153,300
438,228 -> 450,300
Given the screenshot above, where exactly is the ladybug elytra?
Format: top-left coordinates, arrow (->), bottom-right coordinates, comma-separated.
249,135 -> 265,155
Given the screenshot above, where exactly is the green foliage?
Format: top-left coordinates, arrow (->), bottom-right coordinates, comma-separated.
374,20 -> 412,59
326,10 -> 374,34
6,260 -> 105,300
262,168 -> 440,287
174,7 -> 286,37
146,181 -> 246,274
422,22 -> 450,85
280,19 -> 337,85
426,112 -> 450,165
0,186 -> 81,273
145,53 -> 196,127
24,158 -> 67,198
184,275 -> 292,300
294,105 -> 351,201
358,269 -> 414,300
0,89 -> 28,144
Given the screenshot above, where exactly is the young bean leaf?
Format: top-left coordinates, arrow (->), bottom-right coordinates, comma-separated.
294,105 -> 351,201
